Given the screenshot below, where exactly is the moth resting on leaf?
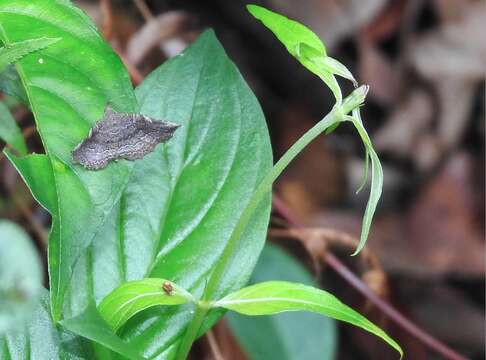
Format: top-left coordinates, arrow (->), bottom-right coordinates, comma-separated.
72,106 -> 179,170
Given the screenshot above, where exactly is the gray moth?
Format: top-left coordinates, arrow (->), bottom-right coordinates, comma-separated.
72,106 -> 179,170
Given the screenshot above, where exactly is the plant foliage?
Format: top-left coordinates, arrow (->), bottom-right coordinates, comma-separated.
0,1 -> 400,359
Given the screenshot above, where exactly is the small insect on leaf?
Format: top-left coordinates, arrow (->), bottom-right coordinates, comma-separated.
72,106 -> 180,170
162,281 -> 174,296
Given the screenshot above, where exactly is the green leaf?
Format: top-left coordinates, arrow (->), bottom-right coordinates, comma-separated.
0,289 -> 93,359
356,147 -> 370,194
98,279 -> 194,332
61,304 -> 144,360
0,220 -> 42,334
0,65 -> 28,104
248,5 -> 357,104
63,30 -> 272,358
4,151 -> 57,213
0,0 -> 137,320
297,43 -> 342,103
347,109 -> 383,255
215,281 -> 402,358
0,37 -> 60,72
0,101 -> 26,154
247,4 -> 326,58
226,244 -> 336,360
319,56 -> 357,87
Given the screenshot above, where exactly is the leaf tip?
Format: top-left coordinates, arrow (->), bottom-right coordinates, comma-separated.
246,4 -> 263,17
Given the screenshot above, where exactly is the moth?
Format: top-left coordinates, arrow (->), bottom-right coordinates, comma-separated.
72,106 -> 179,170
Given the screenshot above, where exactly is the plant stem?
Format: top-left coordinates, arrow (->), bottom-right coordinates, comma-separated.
176,306 -> 208,360
176,86 -> 369,359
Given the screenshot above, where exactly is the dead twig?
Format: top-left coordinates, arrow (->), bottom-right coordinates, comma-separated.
271,193 -> 468,360
132,0 -> 154,22
99,0 -> 114,41
205,329 -> 225,360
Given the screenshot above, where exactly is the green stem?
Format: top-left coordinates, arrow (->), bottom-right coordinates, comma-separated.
175,85 -> 369,359
176,306 -> 208,360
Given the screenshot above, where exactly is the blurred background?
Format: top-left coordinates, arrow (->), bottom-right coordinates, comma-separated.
0,0 -> 484,359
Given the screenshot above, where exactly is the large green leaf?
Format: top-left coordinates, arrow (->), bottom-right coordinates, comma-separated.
0,220 -> 42,334
0,102 -> 27,155
0,0 -> 137,320
215,281 -> 402,358
64,30 -> 272,358
226,243 -> 337,360
0,289 -> 93,359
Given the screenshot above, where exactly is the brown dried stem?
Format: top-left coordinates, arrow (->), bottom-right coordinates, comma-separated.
132,0 -> 154,22
205,329 -> 225,360
99,0 -> 114,41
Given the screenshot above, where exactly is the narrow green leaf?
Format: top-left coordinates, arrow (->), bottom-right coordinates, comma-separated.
0,0 -> 138,320
320,56 -> 357,86
248,6 -> 346,102
248,5 -> 358,104
0,220 -> 42,334
98,279 -> 194,332
247,4 -> 326,58
61,303 -> 144,360
215,281 -> 402,358
0,37 -> 60,72
0,102 -> 26,155
356,147 -> 370,194
346,109 -> 383,255
227,244 -> 336,360
0,289 -> 93,359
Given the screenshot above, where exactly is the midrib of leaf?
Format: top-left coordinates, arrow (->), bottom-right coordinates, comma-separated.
217,297 -> 365,321
146,61 -> 202,272
117,194 -> 127,283
151,66 -> 243,271
143,40 -> 245,278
